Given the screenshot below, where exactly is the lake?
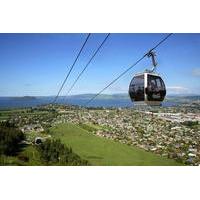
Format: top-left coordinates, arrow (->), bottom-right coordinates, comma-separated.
0,96 -> 177,109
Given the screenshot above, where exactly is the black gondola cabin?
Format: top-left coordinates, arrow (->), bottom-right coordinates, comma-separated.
129,72 -> 166,106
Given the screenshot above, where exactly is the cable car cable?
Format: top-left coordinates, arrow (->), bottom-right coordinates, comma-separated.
85,33 -> 173,106
85,55 -> 146,106
52,33 -> 91,104
65,33 -> 110,97
149,33 -> 173,52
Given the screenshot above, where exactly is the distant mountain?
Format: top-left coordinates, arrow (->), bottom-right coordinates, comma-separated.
165,95 -> 200,102
10,96 -> 37,100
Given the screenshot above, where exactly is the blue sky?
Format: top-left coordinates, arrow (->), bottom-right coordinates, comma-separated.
0,33 -> 200,96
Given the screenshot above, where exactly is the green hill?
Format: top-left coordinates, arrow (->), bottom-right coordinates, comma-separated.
49,123 -> 182,166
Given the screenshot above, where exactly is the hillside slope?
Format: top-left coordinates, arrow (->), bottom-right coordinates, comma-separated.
50,123 -> 182,166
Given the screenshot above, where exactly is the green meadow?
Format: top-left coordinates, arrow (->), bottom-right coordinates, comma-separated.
49,123 -> 182,166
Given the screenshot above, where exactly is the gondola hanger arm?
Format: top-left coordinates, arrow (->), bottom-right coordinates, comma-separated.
146,51 -> 157,72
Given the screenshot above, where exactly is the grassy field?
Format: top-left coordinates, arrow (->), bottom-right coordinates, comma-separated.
50,123 -> 182,166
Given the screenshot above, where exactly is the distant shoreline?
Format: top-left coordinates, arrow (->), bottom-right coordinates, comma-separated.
0,94 -> 199,109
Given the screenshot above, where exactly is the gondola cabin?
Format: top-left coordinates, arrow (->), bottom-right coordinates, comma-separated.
129,72 -> 166,106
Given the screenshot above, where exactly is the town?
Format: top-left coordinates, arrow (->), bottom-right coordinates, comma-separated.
2,101 -> 200,166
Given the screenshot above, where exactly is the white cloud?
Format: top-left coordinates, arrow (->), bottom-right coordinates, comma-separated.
192,68 -> 200,77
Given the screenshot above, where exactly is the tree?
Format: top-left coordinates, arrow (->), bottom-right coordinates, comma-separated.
0,122 -> 25,156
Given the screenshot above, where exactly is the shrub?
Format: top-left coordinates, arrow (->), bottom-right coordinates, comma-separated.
37,139 -> 89,166
182,121 -> 198,126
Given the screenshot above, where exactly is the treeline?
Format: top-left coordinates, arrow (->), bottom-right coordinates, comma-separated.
0,121 -> 25,156
37,139 -> 89,166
